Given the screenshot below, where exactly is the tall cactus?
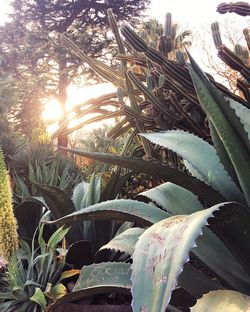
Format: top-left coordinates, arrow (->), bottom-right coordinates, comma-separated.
0,148 -> 18,261
211,4 -> 250,102
138,13 -> 191,61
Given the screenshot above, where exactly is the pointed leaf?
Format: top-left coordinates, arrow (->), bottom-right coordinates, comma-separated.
14,198 -> 45,241
188,55 -> 250,207
95,228 -> 145,262
47,227 -> 69,250
208,202 -> 250,277
66,241 -> 93,269
59,269 -> 80,282
59,147 -> 224,206
178,263 -> 224,299
131,204 -> 220,312
138,182 -> 204,214
72,182 -> 90,210
229,97 -> 250,140
33,182 -> 82,244
195,226 -> 250,293
141,131 -> 244,204
209,122 -> 239,186
44,199 -> 169,228
100,170 -> 132,201
32,182 -> 76,219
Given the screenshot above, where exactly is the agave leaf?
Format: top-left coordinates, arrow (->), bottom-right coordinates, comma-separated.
208,202 -> 250,277
66,240 -> 93,269
131,204 -> 220,312
32,182 -> 76,219
209,122 -> 239,186
138,182 -> 204,214
72,181 -> 90,211
50,262 -> 131,308
178,263 -> 224,299
84,173 -> 101,207
59,147 -> 224,206
95,228 -> 145,263
44,199 -> 169,228
115,221 -> 134,236
229,97 -> 250,140
141,131 -> 245,204
97,227 -> 223,300
32,182 -> 82,245
100,170 -> 132,201
14,198 -> 45,241
195,226 -> 250,294
188,54 -> 250,207
139,182 -> 250,289
191,290 -> 250,311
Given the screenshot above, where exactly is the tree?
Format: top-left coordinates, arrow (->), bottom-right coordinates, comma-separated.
0,0 -> 150,146
0,74 -> 17,135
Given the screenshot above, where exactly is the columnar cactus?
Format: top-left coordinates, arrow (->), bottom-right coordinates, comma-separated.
0,148 -> 18,260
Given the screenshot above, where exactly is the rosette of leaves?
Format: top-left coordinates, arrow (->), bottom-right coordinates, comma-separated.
10,142 -> 82,199
0,217 -> 80,312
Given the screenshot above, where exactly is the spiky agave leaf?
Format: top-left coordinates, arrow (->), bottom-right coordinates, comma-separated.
188,54 -> 250,207
140,130 -> 245,204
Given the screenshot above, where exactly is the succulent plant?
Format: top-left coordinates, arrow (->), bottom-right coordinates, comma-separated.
0,148 -> 18,261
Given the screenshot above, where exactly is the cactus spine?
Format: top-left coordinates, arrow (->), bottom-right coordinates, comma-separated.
0,148 -> 18,261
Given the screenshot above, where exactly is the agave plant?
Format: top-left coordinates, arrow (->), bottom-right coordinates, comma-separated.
0,217 -> 78,312
41,28 -> 250,312
10,141 -> 82,199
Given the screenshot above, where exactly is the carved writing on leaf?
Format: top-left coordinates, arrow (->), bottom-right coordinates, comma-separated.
86,265 -> 131,287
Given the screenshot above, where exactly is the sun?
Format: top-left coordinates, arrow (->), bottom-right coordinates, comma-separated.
42,99 -> 63,122
42,83 -> 116,135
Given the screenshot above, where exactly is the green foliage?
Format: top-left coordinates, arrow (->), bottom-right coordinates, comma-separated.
0,220 -> 69,312
9,141 -> 82,198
